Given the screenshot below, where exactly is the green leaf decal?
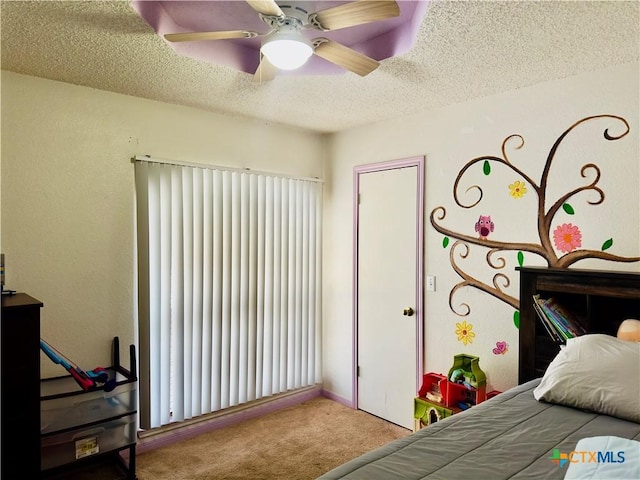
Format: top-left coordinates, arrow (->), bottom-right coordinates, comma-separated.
513,311 -> 520,329
517,251 -> 524,267
483,160 -> 491,175
602,238 -> 613,251
442,236 -> 450,248
562,203 -> 575,215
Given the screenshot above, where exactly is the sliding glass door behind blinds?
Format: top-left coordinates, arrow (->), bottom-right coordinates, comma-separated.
135,160 -> 322,430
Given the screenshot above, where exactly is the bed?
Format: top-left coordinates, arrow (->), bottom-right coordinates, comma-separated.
318,334 -> 640,480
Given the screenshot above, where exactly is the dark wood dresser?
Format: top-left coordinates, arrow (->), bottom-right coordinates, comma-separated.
1,293 -> 43,478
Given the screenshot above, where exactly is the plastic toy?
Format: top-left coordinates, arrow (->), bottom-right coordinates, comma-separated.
40,339 -> 116,392
414,355 -> 489,431
447,354 -> 487,405
418,372 -> 448,403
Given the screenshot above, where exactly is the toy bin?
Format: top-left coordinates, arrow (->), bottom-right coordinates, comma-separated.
447,354 -> 487,404
417,372 -> 448,403
413,397 -> 460,431
487,390 -> 502,400
41,374 -> 137,436
444,381 -> 475,409
39,337 -> 138,479
41,413 -> 136,471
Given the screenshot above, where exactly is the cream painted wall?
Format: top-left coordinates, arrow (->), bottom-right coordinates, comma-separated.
2,62 -> 639,404
1,71 -> 324,378
323,61 -> 640,401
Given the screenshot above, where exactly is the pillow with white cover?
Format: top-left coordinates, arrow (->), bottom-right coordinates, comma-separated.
533,334 -> 640,423
564,436 -> 640,480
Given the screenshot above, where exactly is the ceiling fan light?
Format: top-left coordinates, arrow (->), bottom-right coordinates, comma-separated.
261,34 -> 313,70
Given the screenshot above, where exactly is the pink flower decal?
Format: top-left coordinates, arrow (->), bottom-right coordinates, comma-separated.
553,223 -> 582,253
492,341 -> 508,355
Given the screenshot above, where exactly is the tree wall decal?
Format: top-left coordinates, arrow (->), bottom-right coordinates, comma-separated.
430,114 -> 639,318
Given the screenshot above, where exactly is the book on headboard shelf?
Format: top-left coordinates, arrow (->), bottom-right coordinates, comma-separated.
532,295 -> 564,343
544,296 -> 588,336
533,294 -> 588,342
518,266 -> 640,384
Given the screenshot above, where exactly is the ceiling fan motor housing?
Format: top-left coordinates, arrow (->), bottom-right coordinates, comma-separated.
260,15 -> 313,71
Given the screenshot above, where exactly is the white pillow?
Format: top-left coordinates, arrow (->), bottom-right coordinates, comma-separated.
533,334 -> 640,423
564,436 -> 640,480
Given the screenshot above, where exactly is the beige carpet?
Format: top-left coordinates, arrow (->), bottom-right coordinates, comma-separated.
136,396 -> 411,480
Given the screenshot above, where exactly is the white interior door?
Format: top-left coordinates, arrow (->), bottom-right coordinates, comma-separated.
356,162 -> 423,430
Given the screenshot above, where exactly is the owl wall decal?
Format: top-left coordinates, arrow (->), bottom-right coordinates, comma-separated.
475,215 -> 494,240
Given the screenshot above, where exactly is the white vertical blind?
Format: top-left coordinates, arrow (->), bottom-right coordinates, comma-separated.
135,160 -> 322,430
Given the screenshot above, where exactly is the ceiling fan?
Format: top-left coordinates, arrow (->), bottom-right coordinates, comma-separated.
163,0 -> 401,82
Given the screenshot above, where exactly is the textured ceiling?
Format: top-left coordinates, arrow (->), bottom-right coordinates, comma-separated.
1,0 -> 638,134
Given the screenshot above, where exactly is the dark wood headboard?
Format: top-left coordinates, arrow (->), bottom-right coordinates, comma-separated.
517,266 -> 640,384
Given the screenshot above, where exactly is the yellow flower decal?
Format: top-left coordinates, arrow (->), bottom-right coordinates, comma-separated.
509,180 -> 527,198
455,321 -> 475,345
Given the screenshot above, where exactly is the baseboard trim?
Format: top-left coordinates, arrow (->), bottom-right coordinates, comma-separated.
136,385 -> 322,454
320,389 -> 354,408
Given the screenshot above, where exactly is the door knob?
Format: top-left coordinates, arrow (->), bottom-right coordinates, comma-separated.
403,307 -> 415,316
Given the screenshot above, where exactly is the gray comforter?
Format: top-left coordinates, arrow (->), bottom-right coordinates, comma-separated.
317,379 -> 640,479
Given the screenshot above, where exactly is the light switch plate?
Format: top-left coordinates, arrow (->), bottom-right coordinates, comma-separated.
426,275 -> 436,292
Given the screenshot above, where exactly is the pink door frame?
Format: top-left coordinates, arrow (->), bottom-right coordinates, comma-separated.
352,156 -> 425,409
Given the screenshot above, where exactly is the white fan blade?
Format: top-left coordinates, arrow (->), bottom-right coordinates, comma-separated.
311,1 -> 400,31
313,39 -> 379,76
246,0 -> 284,17
164,30 -> 252,42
